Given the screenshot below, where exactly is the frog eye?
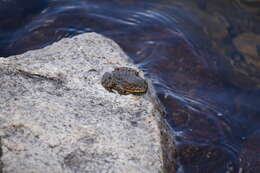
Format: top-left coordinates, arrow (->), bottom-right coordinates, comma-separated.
104,72 -> 111,78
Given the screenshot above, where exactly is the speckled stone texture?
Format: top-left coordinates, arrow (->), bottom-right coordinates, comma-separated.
0,33 -> 164,173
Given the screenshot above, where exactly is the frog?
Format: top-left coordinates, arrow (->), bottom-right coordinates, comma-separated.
101,67 -> 148,95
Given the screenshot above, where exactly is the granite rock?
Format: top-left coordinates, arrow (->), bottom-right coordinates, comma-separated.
0,33 -> 164,173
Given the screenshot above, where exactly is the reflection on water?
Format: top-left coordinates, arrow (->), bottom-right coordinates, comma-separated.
0,0 -> 260,172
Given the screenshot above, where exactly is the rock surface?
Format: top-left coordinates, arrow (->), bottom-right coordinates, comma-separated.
0,138 -> 2,173
0,33 -> 164,173
229,32 -> 260,90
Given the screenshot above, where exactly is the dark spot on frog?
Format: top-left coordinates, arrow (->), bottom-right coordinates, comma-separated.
130,121 -> 138,127
101,67 -> 148,95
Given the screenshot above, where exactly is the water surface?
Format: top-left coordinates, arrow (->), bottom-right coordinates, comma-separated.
0,0 -> 260,172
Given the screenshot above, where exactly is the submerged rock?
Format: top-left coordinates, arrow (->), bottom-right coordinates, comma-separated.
239,130 -> 260,173
230,33 -> 260,90
233,33 -> 260,59
0,33 -> 166,173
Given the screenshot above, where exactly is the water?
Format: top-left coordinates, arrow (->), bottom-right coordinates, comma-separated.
1,0 -> 260,172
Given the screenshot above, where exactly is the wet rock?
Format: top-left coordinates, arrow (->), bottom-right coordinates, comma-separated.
239,130 -> 260,173
237,0 -> 260,13
177,144 -> 237,173
204,13 -> 229,41
233,33 -> 260,58
226,33 -> 260,90
160,122 -> 177,173
0,33 -> 164,173
239,0 -> 260,11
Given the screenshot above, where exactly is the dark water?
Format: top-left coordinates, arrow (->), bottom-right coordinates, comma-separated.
1,0 -> 260,172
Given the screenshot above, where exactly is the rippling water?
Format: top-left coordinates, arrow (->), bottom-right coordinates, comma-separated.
1,0 -> 260,172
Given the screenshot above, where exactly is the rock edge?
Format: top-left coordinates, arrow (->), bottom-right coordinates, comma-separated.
0,33 -> 171,173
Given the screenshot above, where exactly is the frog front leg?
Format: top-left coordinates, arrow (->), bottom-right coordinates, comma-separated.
116,86 -> 130,95
117,90 -> 129,95
106,86 -> 114,93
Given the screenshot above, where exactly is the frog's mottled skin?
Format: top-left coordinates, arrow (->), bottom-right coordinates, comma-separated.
101,67 -> 148,95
